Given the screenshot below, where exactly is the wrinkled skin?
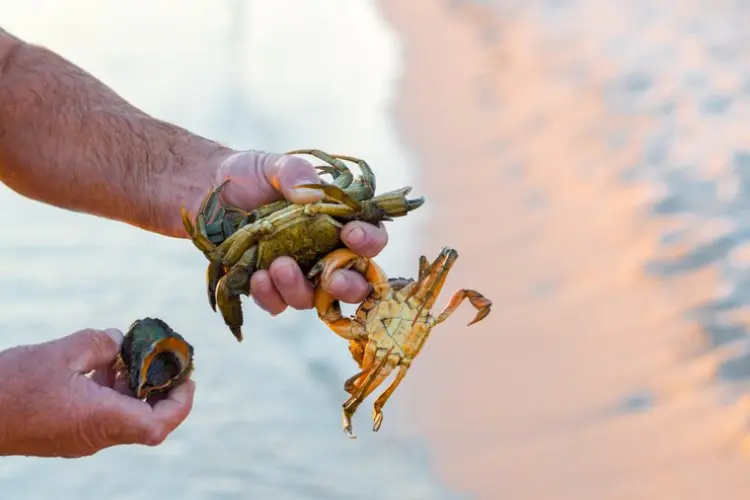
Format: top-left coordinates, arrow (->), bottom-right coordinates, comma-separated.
0,328 -> 195,458
313,247 -> 492,438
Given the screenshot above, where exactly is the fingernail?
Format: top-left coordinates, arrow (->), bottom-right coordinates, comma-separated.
103,328 -> 124,345
274,260 -> 297,286
346,227 -> 366,247
276,156 -> 322,199
290,184 -> 323,201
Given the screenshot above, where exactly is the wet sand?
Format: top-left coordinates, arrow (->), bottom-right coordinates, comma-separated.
379,1 -> 750,498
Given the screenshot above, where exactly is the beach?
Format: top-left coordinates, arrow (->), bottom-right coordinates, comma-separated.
379,1 -> 750,498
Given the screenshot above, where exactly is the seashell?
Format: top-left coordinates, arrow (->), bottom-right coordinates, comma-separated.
115,317 -> 194,399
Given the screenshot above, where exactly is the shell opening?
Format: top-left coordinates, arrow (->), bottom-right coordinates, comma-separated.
144,352 -> 187,389
136,336 -> 193,398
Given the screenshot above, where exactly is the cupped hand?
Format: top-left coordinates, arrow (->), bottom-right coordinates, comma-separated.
0,328 -> 195,458
188,151 -> 389,315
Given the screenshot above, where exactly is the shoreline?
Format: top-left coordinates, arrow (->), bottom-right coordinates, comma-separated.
378,1 -> 750,498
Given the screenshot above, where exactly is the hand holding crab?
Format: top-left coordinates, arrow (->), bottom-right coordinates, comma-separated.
182,151 -> 395,330
182,150 -> 424,341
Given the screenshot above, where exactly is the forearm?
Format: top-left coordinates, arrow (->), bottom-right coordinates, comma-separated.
0,30 -> 233,236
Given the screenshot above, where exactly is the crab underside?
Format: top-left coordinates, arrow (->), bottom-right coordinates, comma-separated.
312,246 -> 492,438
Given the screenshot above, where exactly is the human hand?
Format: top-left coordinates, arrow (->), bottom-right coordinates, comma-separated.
184,150 -> 389,315
0,328 -> 195,458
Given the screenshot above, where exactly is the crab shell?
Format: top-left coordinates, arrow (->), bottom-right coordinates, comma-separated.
116,317 -> 194,400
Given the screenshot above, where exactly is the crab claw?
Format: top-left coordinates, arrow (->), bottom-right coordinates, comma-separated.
407,196 -> 425,211
206,261 -> 226,312
463,290 -> 493,326
215,274 -> 246,342
371,186 -> 425,219
311,248 -> 390,300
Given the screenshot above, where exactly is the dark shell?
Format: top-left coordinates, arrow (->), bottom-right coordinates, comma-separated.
117,317 -> 194,400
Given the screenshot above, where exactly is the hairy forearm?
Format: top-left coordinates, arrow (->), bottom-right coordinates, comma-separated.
0,31 -> 233,236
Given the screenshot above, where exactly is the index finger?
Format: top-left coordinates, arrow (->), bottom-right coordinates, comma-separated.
341,221 -> 389,258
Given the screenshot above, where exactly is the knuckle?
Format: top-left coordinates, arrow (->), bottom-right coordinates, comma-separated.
84,329 -> 112,351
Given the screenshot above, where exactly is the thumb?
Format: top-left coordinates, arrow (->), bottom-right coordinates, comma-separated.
216,151 -> 325,209
53,328 -> 124,373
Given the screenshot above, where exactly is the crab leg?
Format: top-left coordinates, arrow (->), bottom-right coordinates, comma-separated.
369,187 -> 425,218
285,149 -> 383,201
293,183 -> 363,210
312,249 -> 390,339
418,255 -> 429,281
218,218 -> 276,266
181,206 -> 218,257
311,152 -> 376,196
196,179 -> 229,226
232,199 -> 290,224
343,366 -> 368,394
215,247 -> 257,342
286,149 -> 355,189
405,247 -> 459,320
435,289 -> 492,327
205,261 -> 225,311
297,185 -> 424,223
180,180 -> 231,252
215,276 -> 244,342
342,346 -> 395,438
315,165 -> 355,190
315,248 -> 390,297
302,203 -> 362,218
372,362 -> 411,432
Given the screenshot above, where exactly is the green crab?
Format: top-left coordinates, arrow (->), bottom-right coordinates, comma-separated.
181,149 -> 425,342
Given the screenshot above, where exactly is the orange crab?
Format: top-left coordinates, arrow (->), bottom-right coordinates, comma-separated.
311,246 -> 492,438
